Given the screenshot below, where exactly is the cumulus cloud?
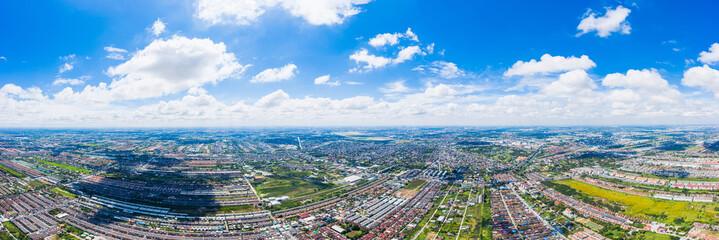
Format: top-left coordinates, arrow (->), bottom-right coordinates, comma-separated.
58,36 -> 246,103
104,46 -> 128,60
504,54 -> 595,77
394,46 -> 424,63
250,64 -> 298,83
314,74 -> 340,86
5,80 -> 719,126
58,63 -> 73,74
255,89 -> 290,108
349,46 -> 424,72
149,18 -> 166,37
682,65 -> 719,98
424,84 -> 457,98
576,6 -> 631,37
58,54 -> 76,74
135,93 -> 242,119
379,80 -> 411,94
541,70 -> 597,97
369,33 -> 401,48
53,76 -> 89,86
349,49 -> 392,72
195,0 -> 372,26
605,89 -> 641,102
699,43 -> 719,65
0,84 -> 46,100
603,69 -> 682,103
368,28 -> 419,48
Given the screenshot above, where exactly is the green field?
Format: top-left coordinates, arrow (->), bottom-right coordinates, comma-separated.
36,159 -> 91,174
28,181 -> 45,189
51,187 -> 77,199
0,164 -> 25,178
2,221 -> 28,240
402,179 -> 427,190
553,179 -> 719,226
460,145 -> 530,162
254,176 -> 334,198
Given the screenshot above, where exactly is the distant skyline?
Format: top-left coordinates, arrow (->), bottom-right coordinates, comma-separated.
2,0 -> 719,127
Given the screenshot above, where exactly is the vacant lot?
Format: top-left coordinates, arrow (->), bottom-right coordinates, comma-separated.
254,176 -> 334,198
461,145 -> 530,162
403,179 -> 427,190
554,179 -> 719,225
394,189 -> 417,199
51,187 -> 77,199
37,159 -> 91,174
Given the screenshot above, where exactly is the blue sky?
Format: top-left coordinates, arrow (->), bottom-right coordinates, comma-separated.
1,0 -> 719,127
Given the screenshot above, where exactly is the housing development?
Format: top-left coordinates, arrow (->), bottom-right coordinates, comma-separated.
1,127 -> 719,240
3,0 -> 719,239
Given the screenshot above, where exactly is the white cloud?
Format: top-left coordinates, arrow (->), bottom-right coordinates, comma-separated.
58,63 -> 74,74
576,6 -> 631,37
379,80 -> 411,94
404,28 -> 418,42
0,56 -> 6,61
394,46 -> 424,64
0,84 -> 46,100
280,0 -> 372,25
58,54 -> 76,74
314,74 -> 340,86
368,33 -> 401,48
605,89 -> 641,102
104,46 -> 127,53
368,28 -> 419,48
6,81 -> 719,126
195,0 -> 275,25
187,87 -> 208,95
150,18 -> 166,37
60,54 -> 75,61
603,69 -> 682,103
698,43 -> 719,65
349,48 -> 392,72
135,93 -> 237,119
250,64 -> 298,83
53,76 -> 89,86
424,84 -> 457,98
421,61 -> 465,79
195,0 -> 372,26
425,43 -> 434,54
255,89 -> 290,108
541,70 -> 597,97
104,46 -> 128,60
504,54 -> 596,77
59,36 -> 246,103
682,65 -> 719,98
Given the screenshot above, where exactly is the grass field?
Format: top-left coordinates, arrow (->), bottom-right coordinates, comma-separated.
460,145 -> 530,162
554,179 -> 719,226
28,180 -> 45,189
0,164 -> 25,178
403,179 -> 427,191
2,221 -> 28,239
36,159 -> 91,174
51,186 -> 77,199
632,231 -> 677,240
254,176 -> 334,198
